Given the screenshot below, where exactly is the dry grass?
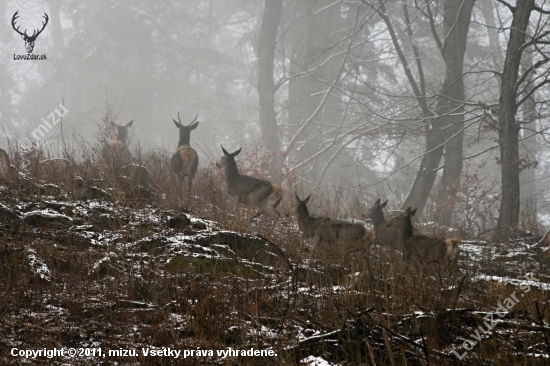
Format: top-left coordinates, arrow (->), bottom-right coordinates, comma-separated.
0,140 -> 549,365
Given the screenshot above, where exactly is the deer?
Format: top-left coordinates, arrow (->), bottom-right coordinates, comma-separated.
170,113 -> 199,197
294,192 -> 329,247
12,11 -> 48,54
295,192 -> 373,255
366,198 -> 420,249
387,207 -> 460,268
216,147 -> 282,227
102,120 -> 133,170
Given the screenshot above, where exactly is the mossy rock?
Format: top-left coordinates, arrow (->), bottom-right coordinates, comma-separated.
164,255 -> 258,277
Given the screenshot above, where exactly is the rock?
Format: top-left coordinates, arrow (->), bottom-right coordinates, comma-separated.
41,158 -> 74,176
0,149 -> 10,179
73,186 -> 111,200
169,214 -> 191,229
0,204 -> 19,222
40,184 -> 63,196
118,164 -> 158,200
23,211 -> 73,229
72,178 -> 111,199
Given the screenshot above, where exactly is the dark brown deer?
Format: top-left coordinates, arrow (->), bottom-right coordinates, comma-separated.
216,147 -> 282,226
295,192 -> 373,254
294,192 -> 329,247
170,113 -> 199,197
102,120 -> 133,169
388,207 -> 460,267
12,11 -> 48,54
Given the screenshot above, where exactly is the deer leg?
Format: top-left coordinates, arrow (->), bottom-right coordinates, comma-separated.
266,206 -> 280,234
229,196 -> 240,222
185,177 -> 193,206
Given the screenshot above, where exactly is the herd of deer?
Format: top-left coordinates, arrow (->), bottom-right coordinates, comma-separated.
2,113 -> 460,269
103,113 -> 461,269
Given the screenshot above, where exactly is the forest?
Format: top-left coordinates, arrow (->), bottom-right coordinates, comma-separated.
1,0 -> 550,365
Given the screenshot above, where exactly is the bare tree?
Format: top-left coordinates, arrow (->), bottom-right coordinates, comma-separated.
496,0 -> 550,239
366,0 -> 475,219
257,0 -> 283,153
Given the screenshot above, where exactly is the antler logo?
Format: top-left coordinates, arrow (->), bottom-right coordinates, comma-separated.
11,11 -> 49,54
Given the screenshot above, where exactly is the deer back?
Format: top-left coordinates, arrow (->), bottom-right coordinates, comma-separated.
170,113 -> 199,180
403,234 -> 448,264
318,219 -> 373,248
171,146 -> 198,178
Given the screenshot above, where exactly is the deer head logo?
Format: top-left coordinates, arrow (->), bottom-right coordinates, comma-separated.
11,11 -> 49,54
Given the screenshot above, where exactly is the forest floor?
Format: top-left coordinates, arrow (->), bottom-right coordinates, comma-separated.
1,163 -> 550,365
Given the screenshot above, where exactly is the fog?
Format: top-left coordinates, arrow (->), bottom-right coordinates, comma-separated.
1,0 -> 550,235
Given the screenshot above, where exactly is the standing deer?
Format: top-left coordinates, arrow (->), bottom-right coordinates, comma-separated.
170,113 -> 199,198
216,147 -> 282,227
102,120 -> 133,169
294,192 -> 329,247
366,198 -> 419,249
295,192 -> 373,254
388,207 -> 460,267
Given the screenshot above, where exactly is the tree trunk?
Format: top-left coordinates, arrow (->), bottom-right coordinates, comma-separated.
258,0 -> 283,153
402,0 -> 475,218
519,30 -> 538,228
496,0 -> 535,240
432,0 -> 476,226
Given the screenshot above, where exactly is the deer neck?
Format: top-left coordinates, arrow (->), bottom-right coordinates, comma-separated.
296,204 -> 311,223
116,133 -> 128,145
402,216 -> 414,240
371,210 -> 385,228
224,159 -> 241,184
177,132 -> 191,148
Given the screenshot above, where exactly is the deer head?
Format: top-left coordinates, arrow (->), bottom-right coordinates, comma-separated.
216,146 -> 242,169
173,113 -> 199,147
110,120 -> 133,144
12,11 -> 49,54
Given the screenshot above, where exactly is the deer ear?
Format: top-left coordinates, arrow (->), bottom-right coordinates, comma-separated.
374,198 -> 380,207
221,146 -> 229,155
110,121 -> 118,128
294,191 -> 300,201
190,122 -> 199,130
381,200 -> 388,209
232,148 -> 242,157
125,120 -> 133,127
173,120 -> 181,128
305,194 -> 311,204
410,208 -> 417,217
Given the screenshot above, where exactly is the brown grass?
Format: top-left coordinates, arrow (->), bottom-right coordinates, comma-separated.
0,138 -> 548,365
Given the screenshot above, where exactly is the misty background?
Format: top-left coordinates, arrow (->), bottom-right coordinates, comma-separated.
1,0 -> 549,237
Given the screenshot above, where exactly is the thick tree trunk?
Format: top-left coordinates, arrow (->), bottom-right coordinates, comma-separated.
402,0 -> 475,218
432,0 -> 476,226
258,0 -> 283,153
496,0 -> 535,240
